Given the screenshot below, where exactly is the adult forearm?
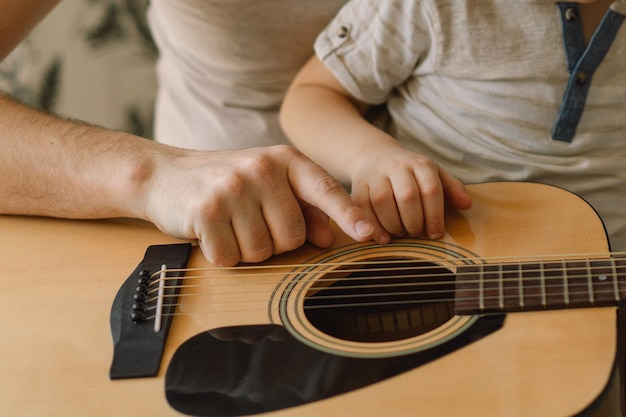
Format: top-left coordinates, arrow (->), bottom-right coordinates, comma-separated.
0,94 -> 154,219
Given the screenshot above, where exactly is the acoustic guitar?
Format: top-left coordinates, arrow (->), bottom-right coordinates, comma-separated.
0,182 -> 622,416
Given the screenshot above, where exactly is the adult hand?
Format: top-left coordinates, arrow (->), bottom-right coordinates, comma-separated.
142,144 -> 388,266
0,93 -> 383,267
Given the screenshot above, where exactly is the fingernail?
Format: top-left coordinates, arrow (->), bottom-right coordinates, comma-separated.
355,220 -> 374,237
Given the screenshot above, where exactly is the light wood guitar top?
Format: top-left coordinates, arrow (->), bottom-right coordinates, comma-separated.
0,182 -> 620,416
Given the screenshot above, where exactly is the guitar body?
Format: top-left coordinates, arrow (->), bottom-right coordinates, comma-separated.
0,182 -> 621,416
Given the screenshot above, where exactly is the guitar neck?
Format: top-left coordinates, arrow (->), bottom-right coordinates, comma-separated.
455,256 -> 626,314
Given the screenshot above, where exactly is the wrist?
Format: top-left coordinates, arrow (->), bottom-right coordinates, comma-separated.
109,134 -> 164,221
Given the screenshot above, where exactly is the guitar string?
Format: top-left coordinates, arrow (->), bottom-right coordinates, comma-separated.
133,252 -> 626,319
146,268 -> 620,298
140,283 -> 624,321
149,248 -> 626,283
142,292 -> 622,321
146,250 -> 626,292
144,281 -> 620,306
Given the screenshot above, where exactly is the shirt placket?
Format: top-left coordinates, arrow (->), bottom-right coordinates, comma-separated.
552,3 -> 624,142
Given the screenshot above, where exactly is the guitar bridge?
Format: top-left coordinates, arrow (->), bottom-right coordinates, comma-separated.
109,243 -> 192,379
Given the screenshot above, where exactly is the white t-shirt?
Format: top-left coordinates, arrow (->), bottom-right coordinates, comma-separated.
315,0 -> 626,250
147,0 -> 347,151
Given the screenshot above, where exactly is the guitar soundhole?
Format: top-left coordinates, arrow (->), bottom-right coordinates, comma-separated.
304,260 -> 455,343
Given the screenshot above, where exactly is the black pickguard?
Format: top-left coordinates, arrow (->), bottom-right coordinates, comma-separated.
165,315 -> 504,417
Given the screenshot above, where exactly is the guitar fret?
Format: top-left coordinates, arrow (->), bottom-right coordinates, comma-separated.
615,257 -> 626,301
589,258 -> 621,306
540,261 -> 547,307
521,263 -> 542,310
611,258 -> 620,301
562,260 -> 570,305
543,260 -> 568,308
484,264 -> 505,311
498,264 -> 504,310
479,266 -> 485,311
586,259 -> 595,305
454,256 -> 621,316
566,260 -> 590,306
502,263 -> 521,311
518,262 -> 524,308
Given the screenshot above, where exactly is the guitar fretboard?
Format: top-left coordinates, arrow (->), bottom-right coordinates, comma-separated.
454,256 -> 626,314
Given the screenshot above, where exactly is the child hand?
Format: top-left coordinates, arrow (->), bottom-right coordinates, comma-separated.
349,143 -> 472,240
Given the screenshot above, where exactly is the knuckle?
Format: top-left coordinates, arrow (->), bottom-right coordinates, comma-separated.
414,156 -> 438,170
212,173 -> 247,200
419,183 -> 442,200
270,144 -> 300,159
314,174 -> 345,197
237,152 -> 283,185
248,156 -> 275,179
395,188 -> 420,205
190,196 -> 226,224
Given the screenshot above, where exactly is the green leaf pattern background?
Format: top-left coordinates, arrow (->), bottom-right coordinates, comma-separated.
0,0 -> 157,138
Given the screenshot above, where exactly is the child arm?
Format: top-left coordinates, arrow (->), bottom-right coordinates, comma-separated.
281,56 -> 472,240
